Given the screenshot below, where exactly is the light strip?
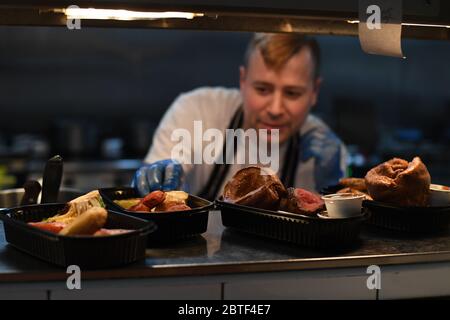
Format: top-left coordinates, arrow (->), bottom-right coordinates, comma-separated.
347,20 -> 450,28
55,8 -> 204,21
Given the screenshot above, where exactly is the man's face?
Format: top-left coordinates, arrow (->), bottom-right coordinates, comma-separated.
240,47 -> 321,144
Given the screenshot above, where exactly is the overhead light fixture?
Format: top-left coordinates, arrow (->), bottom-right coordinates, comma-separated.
54,8 -> 205,21
347,20 -> 450,28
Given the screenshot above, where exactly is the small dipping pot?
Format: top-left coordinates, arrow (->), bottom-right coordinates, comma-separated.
321,193 -> 365,218
430,184 -> 450,206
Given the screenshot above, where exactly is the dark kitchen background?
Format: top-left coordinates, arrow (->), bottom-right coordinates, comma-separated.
0,26 -> 449,191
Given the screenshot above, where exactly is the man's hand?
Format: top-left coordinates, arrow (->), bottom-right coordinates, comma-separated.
132,159 -> 183,196
300,129 -> 345,191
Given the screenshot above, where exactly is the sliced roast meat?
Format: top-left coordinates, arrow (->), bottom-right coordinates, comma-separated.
281,188 -> 325,215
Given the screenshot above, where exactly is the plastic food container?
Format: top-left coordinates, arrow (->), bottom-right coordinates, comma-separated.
99,188 -> 213,244
321,184 -> 450,233
216,198 -> 368,249
0,203 -> 155,269
363,200 -> 450,233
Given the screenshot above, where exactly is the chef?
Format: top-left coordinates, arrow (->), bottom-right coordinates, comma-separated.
133,33 -> 347,200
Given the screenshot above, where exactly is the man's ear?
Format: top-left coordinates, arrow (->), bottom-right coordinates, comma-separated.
239,66 -> 247,90
311,76 -> 323,107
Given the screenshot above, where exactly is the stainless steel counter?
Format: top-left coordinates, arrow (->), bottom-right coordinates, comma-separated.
0,211 -> 449,283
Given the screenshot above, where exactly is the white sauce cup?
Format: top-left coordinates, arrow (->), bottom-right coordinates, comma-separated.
430,184 -> 450,206
321,193 -> 365,218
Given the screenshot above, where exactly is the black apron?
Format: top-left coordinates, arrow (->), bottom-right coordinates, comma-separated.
198,107 -> 300,201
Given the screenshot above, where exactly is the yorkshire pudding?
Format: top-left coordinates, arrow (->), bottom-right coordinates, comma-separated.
339,178 -> 367,192
223,166 -> 287,210
365,157 -> 431,207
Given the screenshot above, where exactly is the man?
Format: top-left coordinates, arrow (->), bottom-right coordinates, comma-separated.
133,33 -> 347,199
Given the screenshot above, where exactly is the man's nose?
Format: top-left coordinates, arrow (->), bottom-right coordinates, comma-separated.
267,92 -> 284,117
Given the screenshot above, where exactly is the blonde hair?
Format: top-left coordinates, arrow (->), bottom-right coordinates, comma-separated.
243,33 -> 321,79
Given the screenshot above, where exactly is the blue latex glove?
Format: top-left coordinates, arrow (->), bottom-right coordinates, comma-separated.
132,159 -> 183,196
300,128 -> 345,191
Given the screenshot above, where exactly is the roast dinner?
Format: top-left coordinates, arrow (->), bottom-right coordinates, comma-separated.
113,190 -> 192,212
221,156 -> 450,218
337,156 -> 449,208
28,188 -> 194,236
223,166 -> 327,216
28,191 -> 133,236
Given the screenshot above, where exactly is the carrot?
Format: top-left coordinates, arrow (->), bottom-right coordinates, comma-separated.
29,222 -> 66,233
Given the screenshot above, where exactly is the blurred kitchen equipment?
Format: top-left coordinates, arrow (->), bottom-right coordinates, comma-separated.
11,134 -> 50,159
41,155 -> 63,203
0,165 -> 17,190
102,137 -> 124,159
126,120 -> 155,157
52,120 -> 99,158
0,187 -> 82,209
332,98 -> 378,155
0,134 -> 6,154
20,180 -> 41,206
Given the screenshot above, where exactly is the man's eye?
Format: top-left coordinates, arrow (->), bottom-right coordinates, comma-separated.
255,86 -> 270,95
285,91 -> 302,99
